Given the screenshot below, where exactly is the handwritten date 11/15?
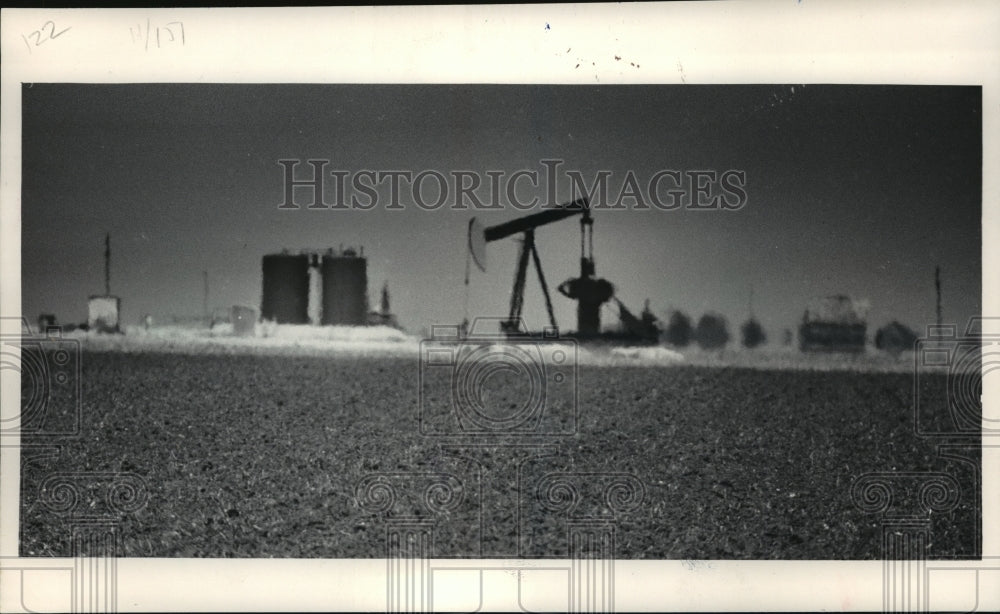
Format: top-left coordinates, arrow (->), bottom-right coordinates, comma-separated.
22,21 -> 71,53
130,20 -> 185,50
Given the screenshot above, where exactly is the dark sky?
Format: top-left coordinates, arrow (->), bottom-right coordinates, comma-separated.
21,84 -> 981,337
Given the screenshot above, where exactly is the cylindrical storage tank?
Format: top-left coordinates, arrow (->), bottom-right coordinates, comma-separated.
321,252 -> 368,325
261,253 -> 310,324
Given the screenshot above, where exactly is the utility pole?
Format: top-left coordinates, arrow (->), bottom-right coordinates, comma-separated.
935,265 -> 942,327
203,271 -> 209,324
381,281 -> 391,315
104,233 -> 111,296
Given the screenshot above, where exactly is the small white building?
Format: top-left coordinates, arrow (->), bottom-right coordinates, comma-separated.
87,295 -> 121,333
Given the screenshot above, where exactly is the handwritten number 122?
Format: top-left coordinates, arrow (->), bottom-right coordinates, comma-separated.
22,21 -> 71,53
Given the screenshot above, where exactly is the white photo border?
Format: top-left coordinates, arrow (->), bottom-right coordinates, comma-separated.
1,3 -> 997,611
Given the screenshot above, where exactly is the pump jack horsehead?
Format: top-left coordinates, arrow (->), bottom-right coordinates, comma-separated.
466,197 -> 660,344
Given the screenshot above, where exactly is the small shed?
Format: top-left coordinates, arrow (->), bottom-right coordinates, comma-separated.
799,295 -> 868,352
87,295 -> 121,333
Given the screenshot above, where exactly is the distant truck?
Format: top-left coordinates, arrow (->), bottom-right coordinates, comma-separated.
799,295 -> 868,353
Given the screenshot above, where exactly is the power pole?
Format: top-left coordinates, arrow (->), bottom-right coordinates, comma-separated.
104,233 -> 111,296
203,271 -> 209,323
935,265 -> 942,327
381,281 -> 391,315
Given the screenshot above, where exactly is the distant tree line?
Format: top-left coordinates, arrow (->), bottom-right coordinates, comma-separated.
664,310 -> 765,350
662,308 -> 920,356
874,321 -> 919,356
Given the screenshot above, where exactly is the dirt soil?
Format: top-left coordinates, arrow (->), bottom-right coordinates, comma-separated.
19,351 -> 980,559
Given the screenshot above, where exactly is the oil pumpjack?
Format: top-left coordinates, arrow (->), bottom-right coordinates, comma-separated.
467,197 -> 659,344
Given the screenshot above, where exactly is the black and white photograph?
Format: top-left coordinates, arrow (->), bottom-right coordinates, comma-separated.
1,4 -> 998,612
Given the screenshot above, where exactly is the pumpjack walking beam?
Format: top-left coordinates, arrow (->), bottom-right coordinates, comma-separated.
481,198 -> 591,243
